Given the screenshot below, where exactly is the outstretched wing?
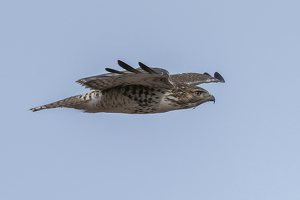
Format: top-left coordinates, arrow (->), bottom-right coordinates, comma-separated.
169,72 -> 225,85
77,60 -> 173,91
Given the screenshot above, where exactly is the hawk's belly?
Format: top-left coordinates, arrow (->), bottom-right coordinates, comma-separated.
87,85 -> 180,114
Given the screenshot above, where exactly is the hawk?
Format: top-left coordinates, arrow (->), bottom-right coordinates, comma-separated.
30,60 -> 225,114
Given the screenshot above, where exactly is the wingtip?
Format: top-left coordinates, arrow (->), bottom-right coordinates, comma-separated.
117,60 -> 127,68
204,72 -> 211,76
105,68 -> 124,74
214,72 -> 225,83
117,60 -> 141,74
138,62 -> 158,74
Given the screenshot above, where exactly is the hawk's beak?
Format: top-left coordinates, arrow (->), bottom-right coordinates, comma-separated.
208,95 -> 215,104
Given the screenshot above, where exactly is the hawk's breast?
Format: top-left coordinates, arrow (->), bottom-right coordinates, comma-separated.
95,85 -> 180,114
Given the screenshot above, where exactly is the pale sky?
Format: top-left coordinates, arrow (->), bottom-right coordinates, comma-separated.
1,1 -> 300,199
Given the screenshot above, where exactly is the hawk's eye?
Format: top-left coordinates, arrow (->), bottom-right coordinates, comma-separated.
195,91 -> 203,96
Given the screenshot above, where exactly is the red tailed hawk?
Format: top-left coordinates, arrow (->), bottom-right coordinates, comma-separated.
30,60 -> 225,114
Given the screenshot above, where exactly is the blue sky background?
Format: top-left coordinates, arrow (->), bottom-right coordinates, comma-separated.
1,0 -> 300,199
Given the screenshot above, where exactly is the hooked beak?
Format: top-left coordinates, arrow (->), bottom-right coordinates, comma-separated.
208,95 -> 215,104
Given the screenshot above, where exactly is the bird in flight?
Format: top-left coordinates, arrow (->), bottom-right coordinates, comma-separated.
30,60 -> 225,114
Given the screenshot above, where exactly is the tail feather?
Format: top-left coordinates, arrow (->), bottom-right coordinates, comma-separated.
30,91 -> 101,112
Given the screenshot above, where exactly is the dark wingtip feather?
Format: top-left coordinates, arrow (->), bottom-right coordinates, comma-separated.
204,72 -> 211,76
117,60 -> 141,74
105,68 -> 124,74
214,72 -> 225,83
138,62 -> 158,74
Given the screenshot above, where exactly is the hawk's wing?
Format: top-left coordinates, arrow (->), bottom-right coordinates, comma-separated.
77,60 -> 174,91
169,72 -> 225,85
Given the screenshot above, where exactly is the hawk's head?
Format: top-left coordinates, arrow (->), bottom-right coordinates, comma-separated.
172,84 -> 215,109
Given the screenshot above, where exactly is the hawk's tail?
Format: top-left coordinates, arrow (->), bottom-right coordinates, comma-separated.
30,91 -> 101,112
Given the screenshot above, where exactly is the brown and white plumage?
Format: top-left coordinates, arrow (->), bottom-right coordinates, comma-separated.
30,60 -> 225,114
